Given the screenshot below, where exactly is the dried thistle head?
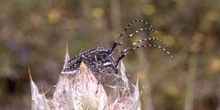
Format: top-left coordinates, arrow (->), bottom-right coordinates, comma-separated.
30,61 -> 141,110
30,40 -> 141,110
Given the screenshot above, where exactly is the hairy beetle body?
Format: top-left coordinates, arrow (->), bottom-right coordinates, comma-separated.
63,47 -> 117,74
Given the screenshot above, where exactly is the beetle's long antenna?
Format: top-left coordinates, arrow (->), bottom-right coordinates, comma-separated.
111,19 -> 159,53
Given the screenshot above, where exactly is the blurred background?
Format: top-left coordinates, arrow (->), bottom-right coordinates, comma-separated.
0,0 -> 219,110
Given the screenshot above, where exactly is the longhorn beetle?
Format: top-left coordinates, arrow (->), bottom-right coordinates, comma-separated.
62,20 -> 173,77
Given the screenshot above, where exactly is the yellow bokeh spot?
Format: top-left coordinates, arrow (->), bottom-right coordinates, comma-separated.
210,58 -> 220,72
163,35 -> 175,47
205,11 -> 219,22
48,9 -> 60,24
92,7 -> 104,19
143,4 -> 156,15
164,85 -> 179,96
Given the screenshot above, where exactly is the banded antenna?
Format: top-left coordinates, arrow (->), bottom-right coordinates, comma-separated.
111,19 -> 159,53
115,37 -> 173,67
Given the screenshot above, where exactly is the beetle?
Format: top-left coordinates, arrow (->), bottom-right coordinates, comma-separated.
62,20 -> 173,83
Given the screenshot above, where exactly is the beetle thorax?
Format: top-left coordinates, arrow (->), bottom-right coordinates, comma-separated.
63,47 -> 117,74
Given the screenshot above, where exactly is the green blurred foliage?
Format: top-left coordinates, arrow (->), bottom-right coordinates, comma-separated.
0,0 -> 219,109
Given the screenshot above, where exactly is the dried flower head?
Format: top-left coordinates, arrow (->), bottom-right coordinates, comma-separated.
30,54 -> 141,110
